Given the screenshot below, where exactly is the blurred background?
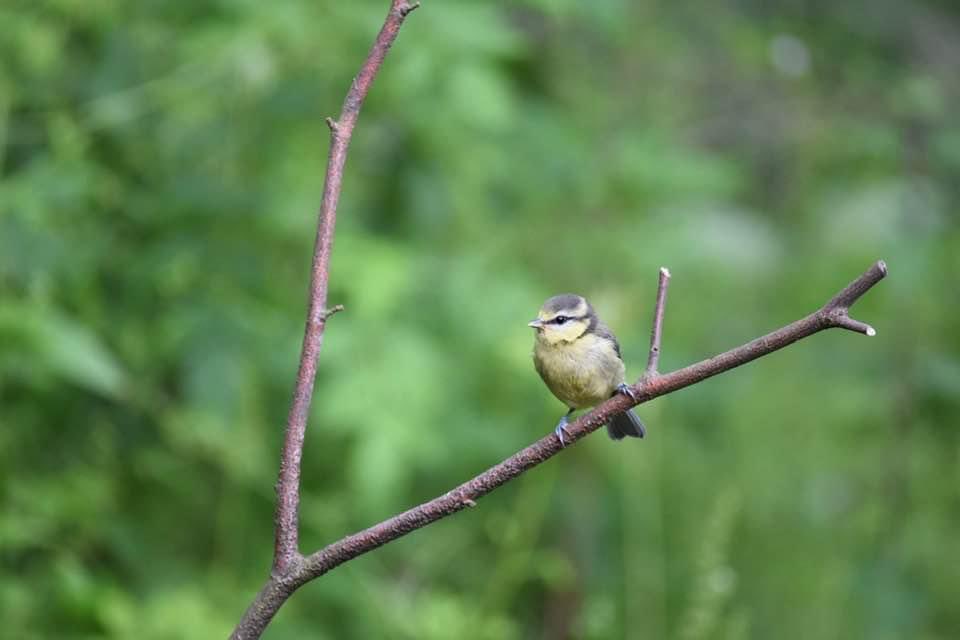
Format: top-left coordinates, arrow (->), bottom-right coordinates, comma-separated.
2,0 -> 958,638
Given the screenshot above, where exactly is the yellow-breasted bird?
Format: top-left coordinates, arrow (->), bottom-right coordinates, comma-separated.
529,294 -> 646,445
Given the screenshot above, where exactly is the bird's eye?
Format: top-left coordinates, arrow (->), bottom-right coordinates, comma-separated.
553,315 -> 568,324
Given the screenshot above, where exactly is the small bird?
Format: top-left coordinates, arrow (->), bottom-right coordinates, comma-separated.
529,294 -> 646,445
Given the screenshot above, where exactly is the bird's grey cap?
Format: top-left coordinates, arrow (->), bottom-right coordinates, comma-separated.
542,294 -> 591,315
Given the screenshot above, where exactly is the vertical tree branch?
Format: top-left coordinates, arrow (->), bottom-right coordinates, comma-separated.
232,3 -> 420,639
272,0 -> 420,577
644,267 -> 671,377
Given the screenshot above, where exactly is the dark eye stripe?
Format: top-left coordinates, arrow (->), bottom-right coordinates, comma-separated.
551,314 -> 587,325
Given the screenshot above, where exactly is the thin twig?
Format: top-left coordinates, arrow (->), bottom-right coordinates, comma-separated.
230,2 -> 419,639
321,304 -> 345,321
645,267 -> 671,377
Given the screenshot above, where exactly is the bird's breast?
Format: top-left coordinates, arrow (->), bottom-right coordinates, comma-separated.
533,334 -> 625,409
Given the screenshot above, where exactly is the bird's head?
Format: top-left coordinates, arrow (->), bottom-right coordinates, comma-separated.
528,294 -> 596,344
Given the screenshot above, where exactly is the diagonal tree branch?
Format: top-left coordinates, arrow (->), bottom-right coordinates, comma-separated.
293,261 -> 886,580
235,259 -> 886,640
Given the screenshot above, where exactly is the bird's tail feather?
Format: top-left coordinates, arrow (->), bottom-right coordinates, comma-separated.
606,409 -> 646,440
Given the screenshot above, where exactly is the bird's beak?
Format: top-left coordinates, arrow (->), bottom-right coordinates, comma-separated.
528,319 -> 544,329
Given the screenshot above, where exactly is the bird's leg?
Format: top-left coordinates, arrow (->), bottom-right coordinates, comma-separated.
554,408 -> 576,446
615,382 -> 638,402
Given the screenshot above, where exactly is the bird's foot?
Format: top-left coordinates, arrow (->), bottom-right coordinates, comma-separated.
554,415 -> 571,447
616,383 -> 638,402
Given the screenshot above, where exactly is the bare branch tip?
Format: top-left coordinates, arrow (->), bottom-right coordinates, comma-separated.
325,117 -> 338,132
321,304 -> 345,321
830,313 -> 875,336
876,260 -> 888,276
659,267 -> 671,278
399,1 -> 421,17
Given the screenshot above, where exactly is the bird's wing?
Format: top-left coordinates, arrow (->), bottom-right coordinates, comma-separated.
592,322 -> 622,360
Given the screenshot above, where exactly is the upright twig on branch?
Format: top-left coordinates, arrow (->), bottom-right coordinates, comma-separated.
645,267 -> 671,377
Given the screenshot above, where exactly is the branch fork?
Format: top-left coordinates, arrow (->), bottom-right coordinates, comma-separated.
229,1 -> 889,637
819,259 -> 886,336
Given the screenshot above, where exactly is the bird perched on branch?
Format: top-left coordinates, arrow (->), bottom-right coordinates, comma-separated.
529,294 -> 646,445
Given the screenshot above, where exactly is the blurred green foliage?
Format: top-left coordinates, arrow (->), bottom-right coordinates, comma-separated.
2,0 -> 959,638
